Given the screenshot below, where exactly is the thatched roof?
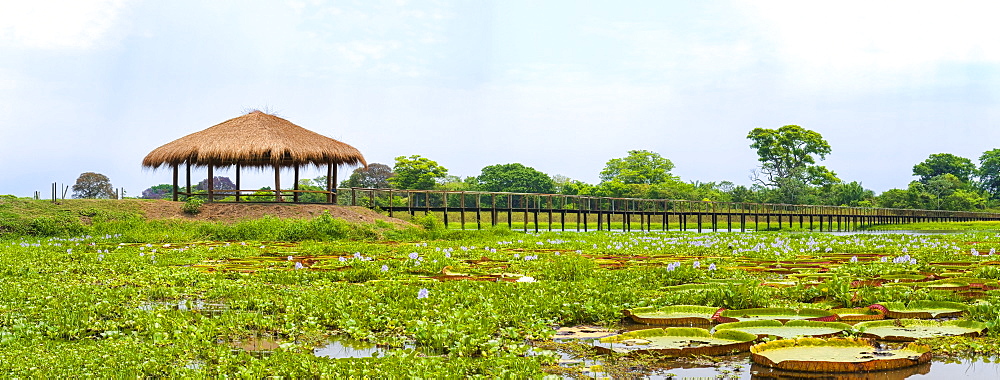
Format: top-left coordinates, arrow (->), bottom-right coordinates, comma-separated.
142,111 -> 366,169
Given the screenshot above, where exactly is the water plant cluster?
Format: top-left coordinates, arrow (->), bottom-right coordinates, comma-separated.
4,212 -> 1000,376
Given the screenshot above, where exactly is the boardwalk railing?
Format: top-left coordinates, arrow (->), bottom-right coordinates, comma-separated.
342,188 -> 1000,232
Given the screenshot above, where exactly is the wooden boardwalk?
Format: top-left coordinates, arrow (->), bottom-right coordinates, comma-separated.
340,188 -> 1000,232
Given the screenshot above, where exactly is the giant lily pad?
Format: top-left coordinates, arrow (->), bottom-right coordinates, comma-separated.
880,301 -> 968,319
854,319 -> 987,342
887,279 -> 970,292
750,337 -> 931,372
829,306 -> 886,322
595,327 -> 757,357
715,320 -> 852,339
878,274 -> 928,282
715,308 -> 837,323
624,305 -> 721,325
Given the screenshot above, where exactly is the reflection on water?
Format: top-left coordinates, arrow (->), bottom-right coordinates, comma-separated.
313,339 -> 383,359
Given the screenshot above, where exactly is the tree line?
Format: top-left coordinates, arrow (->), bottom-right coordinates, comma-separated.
64,125 -> 998,211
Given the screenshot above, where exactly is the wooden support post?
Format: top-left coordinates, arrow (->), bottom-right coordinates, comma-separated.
443,191 -> 449,229
293,166 -> 300,203
207,165 -> 214,202
274,165 -> 282,202
561,196 -> 566,231
388,189 -> 393,217
460,192 -> 466,230
507,194 -> 512,229
185,162 -> 191,199
548,195 -> 554,231
235,163 -> 242,202
534,196 -> 539,233
172,165 -> 179,201
524,195 -> 529,232
326,164 -> 334,203
332,165 -> 338,203
476,194 -> 481,230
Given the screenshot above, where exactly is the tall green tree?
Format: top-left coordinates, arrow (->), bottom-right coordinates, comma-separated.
476,163 -> 554,193
71,172 -> 115,199
979,149 -> 1000,198
341,163 -> 394,188
747,125 -> 835,187
599,150 -> 675,185
912,153 -> 976,184
389,155 -> 448,190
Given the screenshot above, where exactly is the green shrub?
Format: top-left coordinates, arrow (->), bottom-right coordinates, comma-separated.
182,198 -> 205,215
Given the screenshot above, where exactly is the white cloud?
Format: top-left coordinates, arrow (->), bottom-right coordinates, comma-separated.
0,0 -> 130,49
743,0 -> 1000,87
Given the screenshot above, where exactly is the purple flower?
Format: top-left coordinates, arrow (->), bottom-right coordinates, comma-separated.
294,262 -> 304,270
408,252 -> 420,260
417,288 -> 430,299
693,261 -> 701,268
381,265 -> 389,272
708,263 -> 717,271
849,256 -> 858,263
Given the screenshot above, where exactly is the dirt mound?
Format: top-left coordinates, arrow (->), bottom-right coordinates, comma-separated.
138,200 -> 411,226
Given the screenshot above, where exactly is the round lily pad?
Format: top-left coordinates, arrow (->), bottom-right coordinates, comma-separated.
715,320 -> 852,339
750,337 -> 931,372
595,327 -> 757,357
830,306 -> 886,322
715,308 -> 837,323
624,305 -> 722,325
880,301 -> 968,319
854,319 -> 988,342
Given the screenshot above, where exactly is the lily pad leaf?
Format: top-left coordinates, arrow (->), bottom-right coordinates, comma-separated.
751,337 -> 931,372
624,305 -> 722,325
596,327 -> 757,357
715,320 -> 852,339
854,319 -> 987,342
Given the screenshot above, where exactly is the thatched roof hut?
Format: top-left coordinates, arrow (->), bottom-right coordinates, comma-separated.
143,110 -> 366,168
143,111 -> 366,202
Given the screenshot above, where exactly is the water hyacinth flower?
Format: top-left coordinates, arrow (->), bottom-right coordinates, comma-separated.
380,264 -> 389,272
408,252 -> 420,260
339,257 -> 347,262
445,252 -> 451,258
294,262 -> 304,270
417,288 -> 430,299
708,263 -> 717,271
692,261 -> 701,269
880,257 -> 888,262
287,255 -> 293,261
909,258 -> 917,265
850,256 -> 858,263
972,249 -> 979,256
97,254 -> 104,261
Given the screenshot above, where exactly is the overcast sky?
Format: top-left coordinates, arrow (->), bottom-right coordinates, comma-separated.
2,0 -> 999,197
